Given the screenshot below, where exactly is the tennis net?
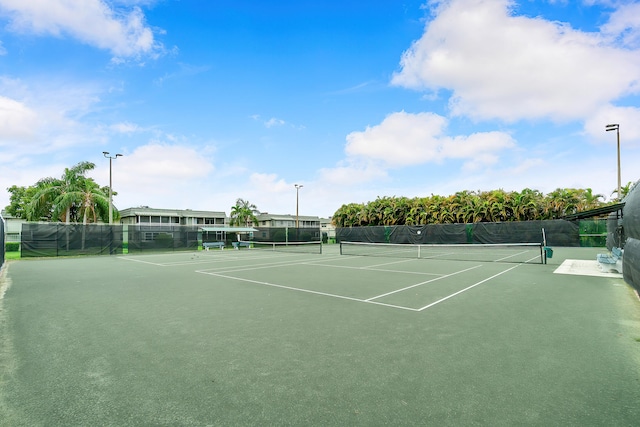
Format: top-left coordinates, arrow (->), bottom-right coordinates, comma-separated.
238,240 -> 323,254
339,241 -> 546,264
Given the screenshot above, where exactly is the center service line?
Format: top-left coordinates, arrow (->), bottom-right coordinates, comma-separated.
417,264 -> 522,311
365,265 -> 483,302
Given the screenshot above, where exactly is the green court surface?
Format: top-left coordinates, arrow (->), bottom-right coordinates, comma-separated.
1,245 -> 639,426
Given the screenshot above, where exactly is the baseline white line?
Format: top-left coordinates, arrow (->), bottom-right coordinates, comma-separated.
417,264 -> 521,311
199,271 -> 418,312
310,263 -> 444,276
365,265 -> 482,301
117,257 -> 165,266
197,255 -> 345,275
364,258 -> 419,269
198,260 -> 317,274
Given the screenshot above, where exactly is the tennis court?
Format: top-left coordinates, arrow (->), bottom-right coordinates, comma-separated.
1,244 -> 639,425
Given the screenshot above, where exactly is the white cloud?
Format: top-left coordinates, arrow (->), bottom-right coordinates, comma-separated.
249,172 -> 291,192
345,111 -> 515,167
392,0 -> 640,122
0,96 -> 38,144
118,143 -> 213,183
110,121 -> 141,134
318,160 -> 389,186
585,104 -> 640,146
0,0 -> 162,60
264,118 -> 286,128
0,78 -> 107,161
601,2 -> 640,48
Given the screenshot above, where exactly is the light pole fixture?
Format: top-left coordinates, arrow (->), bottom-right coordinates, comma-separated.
103,151 -> 123,224
294,184 -> 303,228
605,124 -> 621,200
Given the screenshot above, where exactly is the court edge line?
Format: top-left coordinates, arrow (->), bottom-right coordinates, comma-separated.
199,271 -> 419,312
117,257 -> 165,266
197,256 -> 344,274
311,263 -> 444,277
365,265 -> 482,301
417,264 -> 522,311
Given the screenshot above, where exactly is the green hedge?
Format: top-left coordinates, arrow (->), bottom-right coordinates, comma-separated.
5,242 -> 19,252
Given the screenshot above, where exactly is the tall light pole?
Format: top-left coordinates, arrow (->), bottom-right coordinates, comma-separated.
103,151 -> 122,224
605,124 -> 621,200
294,184 -> 303,228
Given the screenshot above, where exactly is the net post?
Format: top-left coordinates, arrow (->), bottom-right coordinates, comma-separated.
541,228 -> 548,264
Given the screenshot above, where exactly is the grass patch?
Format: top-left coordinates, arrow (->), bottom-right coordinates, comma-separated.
5,251 -> 20,260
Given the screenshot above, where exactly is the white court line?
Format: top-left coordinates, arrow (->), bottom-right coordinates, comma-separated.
117,257 -> 165,266
365,265 -> 482,301
199,271 -> 419,312
363,258 -> 419,269
118,251 -> 337,268
197,255 -> 345,275
198,263 -> 521,313
309,263 -> 444,276
495,251 -> 540,263
417,264 -> 521,311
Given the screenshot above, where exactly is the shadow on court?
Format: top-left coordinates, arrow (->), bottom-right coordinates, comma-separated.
1,245 -> 639,425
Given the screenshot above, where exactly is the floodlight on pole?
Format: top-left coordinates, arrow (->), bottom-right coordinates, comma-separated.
103,152 -> 123,225
605,124 -> 621,200
294,184 -> 303,228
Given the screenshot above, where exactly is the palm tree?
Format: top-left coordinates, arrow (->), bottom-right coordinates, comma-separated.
27,161 -> 96,223
76,179 -> 111,224
230,198 -> 259,227
611,181 -> 635,200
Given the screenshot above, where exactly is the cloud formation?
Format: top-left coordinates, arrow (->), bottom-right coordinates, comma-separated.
345,111 -> 515,167
0,0 -> 161,60
392,0 -> 640,122
0,95 -> 38,144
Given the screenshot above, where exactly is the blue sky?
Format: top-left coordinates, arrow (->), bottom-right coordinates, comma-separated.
1,0 -> 639,218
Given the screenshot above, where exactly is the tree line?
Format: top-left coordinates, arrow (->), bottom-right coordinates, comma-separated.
4,161 -> 266,227
5,161 -> 630,229
5,161 -> 115,224
332,187 -> 627,228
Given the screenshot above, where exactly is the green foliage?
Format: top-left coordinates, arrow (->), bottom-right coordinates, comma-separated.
6,184 -> 46,220
5,161 -> 116,223
5,242 -> 19,252
332,188 -> 608,227
229,198 -> 259,227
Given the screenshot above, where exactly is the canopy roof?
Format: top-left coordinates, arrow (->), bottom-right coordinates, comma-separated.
200,227 -> 258,232
560,202 -> 625,221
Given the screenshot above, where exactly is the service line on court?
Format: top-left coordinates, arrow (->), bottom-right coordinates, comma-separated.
198,271 -> 420,312
365,265 -> 483,302
196,255 -> 344,275
197,262 -> 523,313
117,257 -> 166,266
417,264 -> 522,311
309,262 -> 444,276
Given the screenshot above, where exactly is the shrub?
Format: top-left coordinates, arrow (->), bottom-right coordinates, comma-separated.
5,242 -> 19,252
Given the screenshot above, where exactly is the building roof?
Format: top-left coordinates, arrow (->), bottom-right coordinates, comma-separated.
201,226 -> 257,232
119,207 -> 226,217
256,213 -> 319,221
